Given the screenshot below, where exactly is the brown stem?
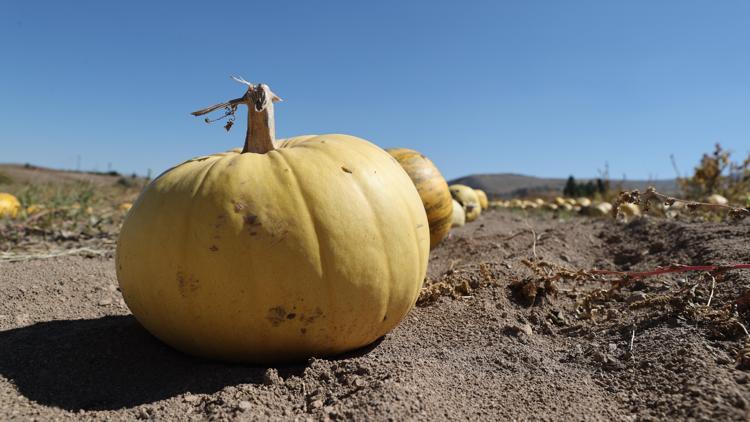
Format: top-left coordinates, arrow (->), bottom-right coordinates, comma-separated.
191,79 -> 282,155
244,88 -> 275,154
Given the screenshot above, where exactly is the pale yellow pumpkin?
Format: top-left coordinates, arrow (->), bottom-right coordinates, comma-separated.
386,148 -> 452,249
474,189 -> 489,210
449,184 -> 481,222
0,193 -> 20,219
116,81 -> 429,363
707,194 -> 728,206
618,202 -> 641,218
26,204 -> 44,215
451,199 -> 465,227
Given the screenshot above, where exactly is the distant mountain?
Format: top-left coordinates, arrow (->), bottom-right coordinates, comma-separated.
448,173 -> 679,199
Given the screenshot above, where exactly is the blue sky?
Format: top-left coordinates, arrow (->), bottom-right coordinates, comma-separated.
2,1 -> 749,181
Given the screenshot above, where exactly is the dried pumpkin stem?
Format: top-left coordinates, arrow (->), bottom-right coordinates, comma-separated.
191,77 -> 283,155
244,85 -> 276,154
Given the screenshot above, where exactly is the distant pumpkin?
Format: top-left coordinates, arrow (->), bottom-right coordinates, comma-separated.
449,184 -> 481,222
618,203 -> 641,218
387,148 -> 453,249
451,199 -> 466,227
474,189 -> 489,210
706,194 -> 728,206
0,193 -> 20,218
26,204 -> 44,215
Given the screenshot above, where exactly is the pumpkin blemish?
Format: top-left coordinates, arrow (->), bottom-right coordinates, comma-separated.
267,306 -> 287,326
176,272 -> 200,297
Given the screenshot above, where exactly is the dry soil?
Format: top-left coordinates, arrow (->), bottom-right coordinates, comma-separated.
1,210 -> 749,421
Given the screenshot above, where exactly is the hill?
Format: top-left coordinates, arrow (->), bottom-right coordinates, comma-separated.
448,173 -> 679,199
0,163 -> 144,187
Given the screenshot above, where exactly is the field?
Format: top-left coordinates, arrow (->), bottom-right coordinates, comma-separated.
1,165 -> 750,420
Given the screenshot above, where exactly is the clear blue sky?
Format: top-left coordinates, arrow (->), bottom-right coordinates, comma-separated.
2,1 -> 749,181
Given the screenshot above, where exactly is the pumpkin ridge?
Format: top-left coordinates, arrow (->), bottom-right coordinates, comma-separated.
181,156 -> 226,341
347,141 -> 425,314
321,138 -> 394,337
270,149 -> 325,278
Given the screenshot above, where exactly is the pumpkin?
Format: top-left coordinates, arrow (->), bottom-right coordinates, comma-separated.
583,202 -> 612,216
489,200 -> 507,209
451,199 -> 465,227
0,193 -> 20,219
116,79 -> 429,363
386,148 -> 452,249
522,200 -> 538,210
449,184 -> 481,222
707,194 -> 728,206
26,204 -> 44,215
474,189 -> 489,210
618,203 -> 641,218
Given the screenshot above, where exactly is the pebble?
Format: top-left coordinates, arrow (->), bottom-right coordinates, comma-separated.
626,291 -> 647,304
310,399 -> 324,409
98,298 -> 113,306
184,394 -> 200,403
263,368 -> 282,385
593,351 -> 608,363
237,400 -> 252,411
15,314 -> 30,325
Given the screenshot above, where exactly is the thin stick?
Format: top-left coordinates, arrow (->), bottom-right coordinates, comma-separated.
629,327 -> 636,352
707,275 -> 716,307
591,264 -> 750,280
190,96 -> 248,117
669,154 -> 682,179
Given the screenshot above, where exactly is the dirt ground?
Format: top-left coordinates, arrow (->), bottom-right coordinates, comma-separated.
1,210 -> 749,421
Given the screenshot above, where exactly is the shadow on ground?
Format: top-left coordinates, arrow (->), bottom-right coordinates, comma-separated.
0,316 -> 316,410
